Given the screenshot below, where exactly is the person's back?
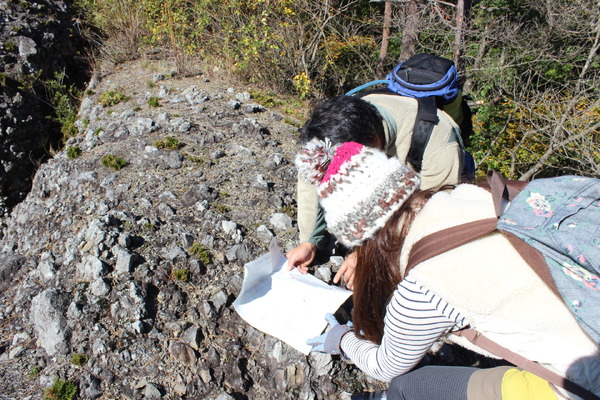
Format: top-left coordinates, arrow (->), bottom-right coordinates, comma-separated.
296,140 -> 600,399
360,93 -> 463,190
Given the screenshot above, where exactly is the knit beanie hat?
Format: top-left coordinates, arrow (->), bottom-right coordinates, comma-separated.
295,139 -> 420,248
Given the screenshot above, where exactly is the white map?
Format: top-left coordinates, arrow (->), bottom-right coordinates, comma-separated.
233,239 -> 352,355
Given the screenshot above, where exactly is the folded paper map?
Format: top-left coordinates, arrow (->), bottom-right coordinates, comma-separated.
233,239 -> 352,355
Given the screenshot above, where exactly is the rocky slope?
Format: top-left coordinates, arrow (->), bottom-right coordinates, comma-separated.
0,56 -> 503,399
0,58 -> 382,400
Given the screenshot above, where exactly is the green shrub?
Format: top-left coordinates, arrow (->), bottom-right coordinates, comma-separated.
101,154 -> 127,170
41,71 -> 82,142
172,269 -> 189,282
183,153 -> 205,164
28,366 -> 42,378
214,204 -> 229,214
99,89 -> 130,107
44,378 -> 78,400
67,146 -> 82,159
189,243 -> 211,264
4,41 -> 16,52
70,353 -> 88,366
147,96 -> 161,107
154,136 -> 180,150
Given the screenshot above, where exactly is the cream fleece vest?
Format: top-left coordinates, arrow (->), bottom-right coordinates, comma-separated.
399,185 -> 599,380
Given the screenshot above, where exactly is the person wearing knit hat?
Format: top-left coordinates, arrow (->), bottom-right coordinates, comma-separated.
296,140 -> 600,400
295,139 -> 420,249
286,94 -> 465,290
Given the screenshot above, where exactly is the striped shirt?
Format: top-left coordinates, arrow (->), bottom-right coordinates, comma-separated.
340,277 -> 469,382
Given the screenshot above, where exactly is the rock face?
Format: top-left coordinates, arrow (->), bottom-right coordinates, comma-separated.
0,0 -> 90,214
0,60 -> 382,399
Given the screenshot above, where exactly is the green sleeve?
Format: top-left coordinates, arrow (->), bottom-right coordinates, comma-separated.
307,204 -> 328,249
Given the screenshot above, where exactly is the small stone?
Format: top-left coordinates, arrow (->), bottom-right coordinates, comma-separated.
90,278 -> 111,296
9,345 -> 25,359
168,341 -> 197,366
144,383 -> 162,400
270,213 -> 293,231
315,266 -> 332,282
173,384 -> 187,396
256,225 -> 274,244
181,325 -> 202,350
199,368 -> 211,384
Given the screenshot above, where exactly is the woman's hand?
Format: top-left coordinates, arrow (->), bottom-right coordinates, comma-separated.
285,242 -> 316,274
333,251 -> 357,289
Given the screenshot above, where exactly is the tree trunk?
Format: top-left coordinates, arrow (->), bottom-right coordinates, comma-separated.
400,0 -> 425,61
379,1 -> 392,61
453,0 -> 465,69
377,1 -> 393,76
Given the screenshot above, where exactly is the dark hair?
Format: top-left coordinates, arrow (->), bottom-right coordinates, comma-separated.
298,96 -> 385,147
352,189 -> 437,344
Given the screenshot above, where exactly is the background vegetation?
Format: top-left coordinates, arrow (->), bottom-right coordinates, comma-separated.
73,0 -> 599,180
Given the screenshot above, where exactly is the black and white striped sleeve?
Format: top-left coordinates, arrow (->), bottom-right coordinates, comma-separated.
340,277 -> 468,382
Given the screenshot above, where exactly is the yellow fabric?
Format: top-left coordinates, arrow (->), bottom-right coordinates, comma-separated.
501,369 -> 557,400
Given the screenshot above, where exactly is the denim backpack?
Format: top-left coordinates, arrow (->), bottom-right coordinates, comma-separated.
407,171 -> 600,343
497,175 -> 600,343
405,171 -> 600,399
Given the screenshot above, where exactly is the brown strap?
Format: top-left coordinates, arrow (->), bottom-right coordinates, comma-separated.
479,170 -> 529,217
404,219 -> 560,295
405,169 -> 560,290
456,329 -> 600,400
502,231 -> 559,296
404,218 -> 497,278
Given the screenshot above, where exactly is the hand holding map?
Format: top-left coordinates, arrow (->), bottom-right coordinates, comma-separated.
233,239 -> 352,355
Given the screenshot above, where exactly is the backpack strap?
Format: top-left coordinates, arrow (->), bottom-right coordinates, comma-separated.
479,170 -> 529,217
405,170 -> 559,290
406,97 -> 439,172
404,218 -> 497,278
455,328 -> 600,400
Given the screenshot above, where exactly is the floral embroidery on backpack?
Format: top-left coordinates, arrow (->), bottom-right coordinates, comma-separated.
526,192 -> 554,217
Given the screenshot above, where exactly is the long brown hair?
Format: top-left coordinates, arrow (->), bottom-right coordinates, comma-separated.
352,189 -> 437,344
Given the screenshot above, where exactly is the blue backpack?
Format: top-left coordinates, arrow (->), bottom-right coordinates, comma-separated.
345,53 -> 472,172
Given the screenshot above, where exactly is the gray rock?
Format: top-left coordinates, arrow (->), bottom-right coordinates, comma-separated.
30,289 -> 70,356
115,247 -> 135,273
90,278 -> 111,296
315,266 -> 332,283
81,372 -> 103,399
181,325 -> 203,350
17,36 -> 37,57
252,175 -> 270,191
225,244 -> 250,262
144,383 -> 162,400
226,100 -> 241,110
270,213 -> 293,231
235,92 -> 252,101
77,255 -> 107,280
168,341 -> 197,366
255,225 -> 274,243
